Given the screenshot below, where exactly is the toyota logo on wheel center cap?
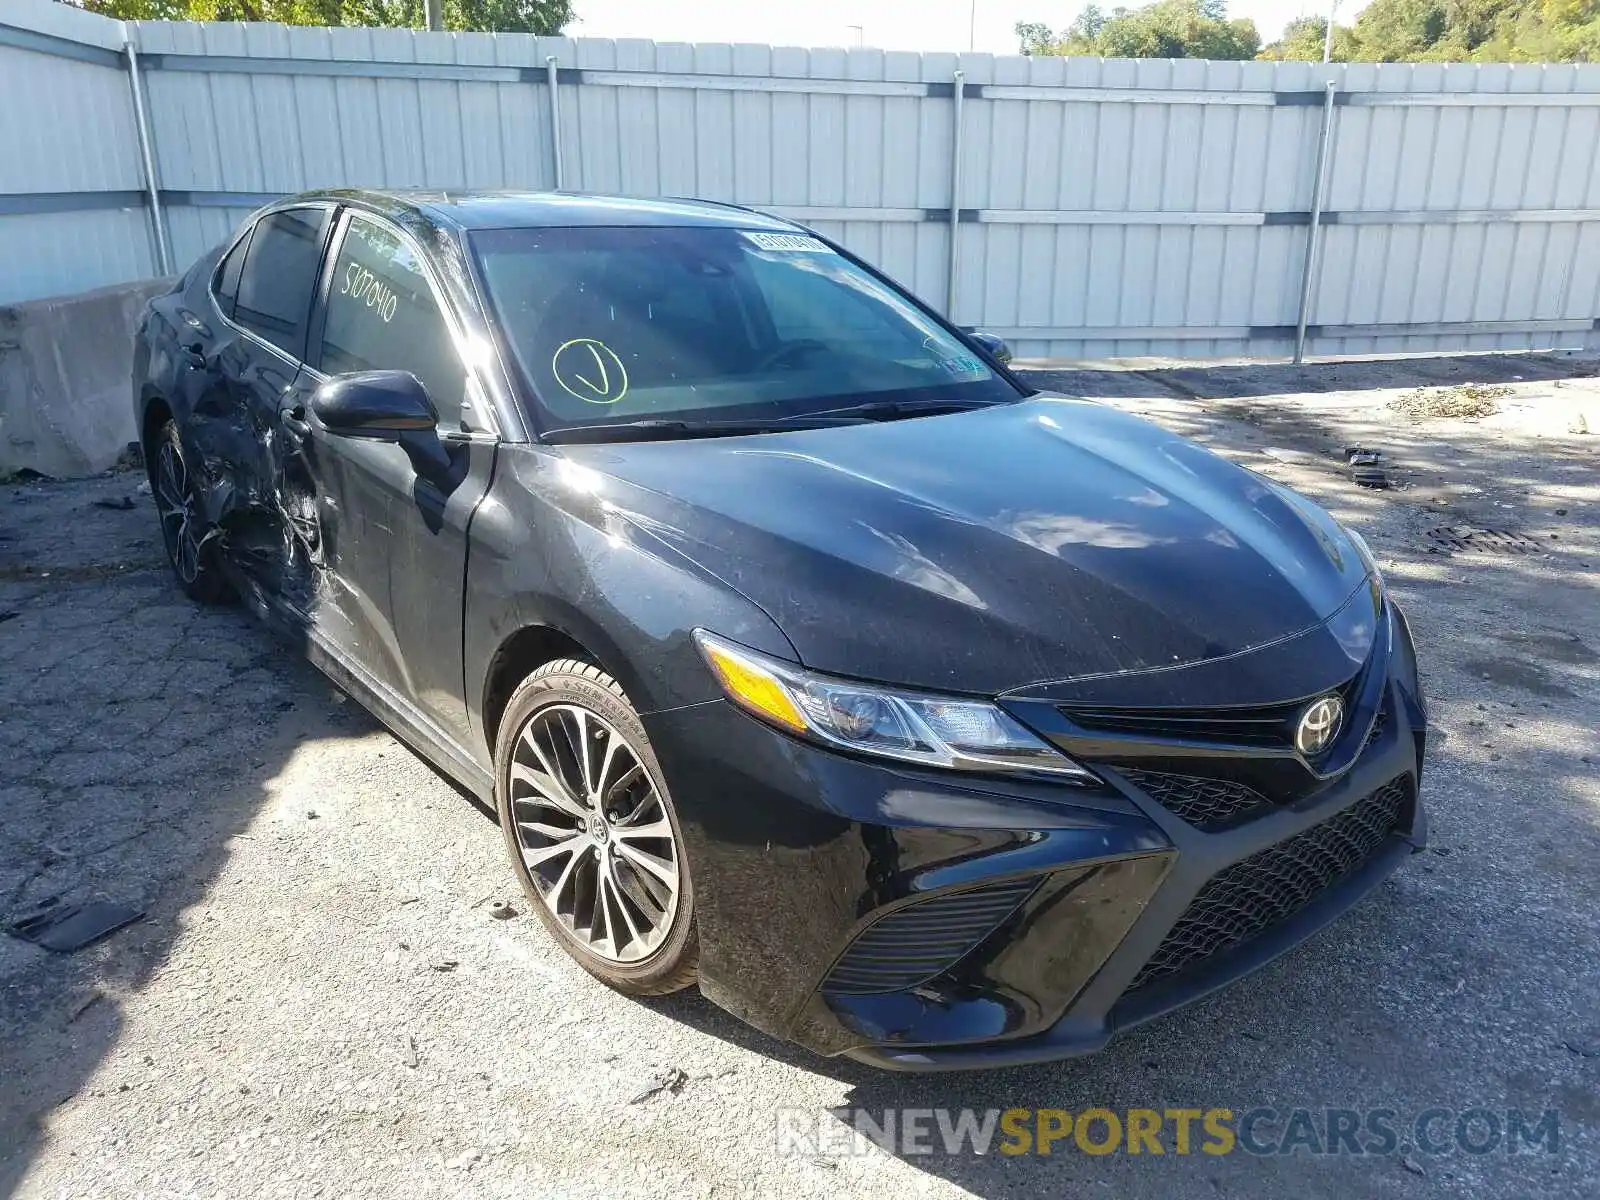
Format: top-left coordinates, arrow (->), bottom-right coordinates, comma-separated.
1295,695 -> 1345,756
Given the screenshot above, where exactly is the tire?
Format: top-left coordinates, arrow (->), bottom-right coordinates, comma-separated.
494,659 -> 699,995
149,419 -> 231,605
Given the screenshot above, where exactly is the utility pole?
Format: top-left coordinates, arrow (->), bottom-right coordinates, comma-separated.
1323,0 -> 1337,62
968,0 -> 976,51
426,0 -> 444,32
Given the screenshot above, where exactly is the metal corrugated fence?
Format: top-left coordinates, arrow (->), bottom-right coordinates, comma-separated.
6,0 -> 1600,360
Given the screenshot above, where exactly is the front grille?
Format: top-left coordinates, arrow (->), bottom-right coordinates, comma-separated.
1127,777 -> 1411,992
1058,700 -> 1304,746
822,877 -> 1040,995
1059,678 -> 1361,751
1119,769 -> 1272,831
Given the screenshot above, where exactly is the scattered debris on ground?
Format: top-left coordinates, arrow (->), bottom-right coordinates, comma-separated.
8,900 -> 144,953
1345,445 -> 1392,488
628,1066 -> 688,1104
67,990 -> 104,1024
1390,382 -> 1511,419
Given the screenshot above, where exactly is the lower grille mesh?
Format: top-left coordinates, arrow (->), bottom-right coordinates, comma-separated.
1120,770 -> 1272,830
1128,777 -> 1411,992
823,877 -> 1040,995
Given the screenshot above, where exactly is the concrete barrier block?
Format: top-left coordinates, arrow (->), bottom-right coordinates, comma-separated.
0,277 -> 176,479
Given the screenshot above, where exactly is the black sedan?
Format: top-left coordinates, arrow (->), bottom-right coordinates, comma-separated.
133,190 -> 1427,1069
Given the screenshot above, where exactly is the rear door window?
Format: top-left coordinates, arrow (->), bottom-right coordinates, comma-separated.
234,207 -> 331,359
316,213 -> 466,429
212,231 -> 251,317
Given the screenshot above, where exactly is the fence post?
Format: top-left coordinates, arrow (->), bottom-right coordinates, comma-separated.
123,32 -> 170,276
1293,80 -> 1337,364
546,55 -> 565,190
944,68 -> 965,319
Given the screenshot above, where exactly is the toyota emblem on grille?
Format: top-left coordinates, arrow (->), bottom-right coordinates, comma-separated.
1295,695 -> 1344,756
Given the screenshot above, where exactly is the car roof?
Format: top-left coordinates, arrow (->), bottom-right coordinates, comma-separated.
292,188 -> 803,233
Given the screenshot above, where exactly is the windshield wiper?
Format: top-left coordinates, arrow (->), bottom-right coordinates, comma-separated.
542,415 -> 868,444
807,398 -> 1006,422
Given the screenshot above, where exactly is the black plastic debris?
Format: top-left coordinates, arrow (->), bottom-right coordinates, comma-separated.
0,611 -> 18,625
1345,446 -> 1390,489
91,496 -> 136,512
9,901 -> 143,953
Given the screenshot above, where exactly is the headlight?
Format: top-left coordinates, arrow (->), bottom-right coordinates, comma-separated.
1344,525 -> 1383,586
694,630 -> 1097,783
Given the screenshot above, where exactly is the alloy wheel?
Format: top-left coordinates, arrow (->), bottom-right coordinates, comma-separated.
153,438 -> 201,585
508,703 -> 681,963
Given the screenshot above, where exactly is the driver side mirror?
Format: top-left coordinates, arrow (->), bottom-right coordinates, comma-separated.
310,370 -> 438,440
967,331 -> 1013,365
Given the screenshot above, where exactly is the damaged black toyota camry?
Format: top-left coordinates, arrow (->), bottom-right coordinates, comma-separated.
133,189 -> 1427,1070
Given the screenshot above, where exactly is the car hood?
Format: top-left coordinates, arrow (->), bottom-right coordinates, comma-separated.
560,396 -> 1374,696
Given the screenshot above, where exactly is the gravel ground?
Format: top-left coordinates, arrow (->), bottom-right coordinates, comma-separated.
2,353 -> 1597,1199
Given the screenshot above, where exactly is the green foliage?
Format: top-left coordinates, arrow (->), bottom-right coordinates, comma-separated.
1256,16 -> 1360,60
70,0 -> 572,34
1026,0 -> 1600,60
1016,1 -> 1260,60
1259,0 -> 1600,61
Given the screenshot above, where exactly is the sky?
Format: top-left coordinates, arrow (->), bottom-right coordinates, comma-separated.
567,0 -> 1374,56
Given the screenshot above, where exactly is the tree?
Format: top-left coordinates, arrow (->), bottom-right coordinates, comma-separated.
1024,0 -> 1600,60
1015,1 -> 1261,60
1260,0 -> 1600,61
1258,14 -> 1361,59
1015,20 -> 1057,53
67,0 -> 572,34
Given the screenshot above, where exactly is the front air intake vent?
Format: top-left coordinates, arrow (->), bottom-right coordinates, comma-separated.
821,877 -> 1041,995
1126,776 -> 1411,993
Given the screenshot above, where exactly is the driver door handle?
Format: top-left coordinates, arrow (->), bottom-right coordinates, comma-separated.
280,406 -> 311,441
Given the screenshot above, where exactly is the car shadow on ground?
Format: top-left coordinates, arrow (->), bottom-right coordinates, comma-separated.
0,472 -> 377,1197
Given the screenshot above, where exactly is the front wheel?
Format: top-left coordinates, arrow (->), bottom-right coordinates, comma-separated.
494,659 -> 698,995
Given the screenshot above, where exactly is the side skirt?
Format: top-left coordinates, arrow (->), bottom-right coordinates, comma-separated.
231,569 -> 496,805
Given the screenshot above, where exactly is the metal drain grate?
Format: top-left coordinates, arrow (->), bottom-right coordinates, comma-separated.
1425,525 -> 1545,555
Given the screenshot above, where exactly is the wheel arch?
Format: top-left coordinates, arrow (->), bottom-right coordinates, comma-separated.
481,623 -> 603,752
139,393 -> 174,475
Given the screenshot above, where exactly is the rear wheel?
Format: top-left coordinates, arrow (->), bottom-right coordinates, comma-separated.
494,659 -> 698,995
150,419 -> 230,604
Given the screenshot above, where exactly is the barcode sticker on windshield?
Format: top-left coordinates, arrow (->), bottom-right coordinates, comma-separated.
743,232 -> 830,253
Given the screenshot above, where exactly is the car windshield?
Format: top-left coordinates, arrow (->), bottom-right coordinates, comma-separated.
470,225 -> 1020,436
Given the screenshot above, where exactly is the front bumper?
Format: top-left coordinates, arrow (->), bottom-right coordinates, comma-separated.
644,603 -> 1428,1070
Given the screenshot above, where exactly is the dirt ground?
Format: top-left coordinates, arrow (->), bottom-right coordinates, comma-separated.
2,353 -> 1597,1199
